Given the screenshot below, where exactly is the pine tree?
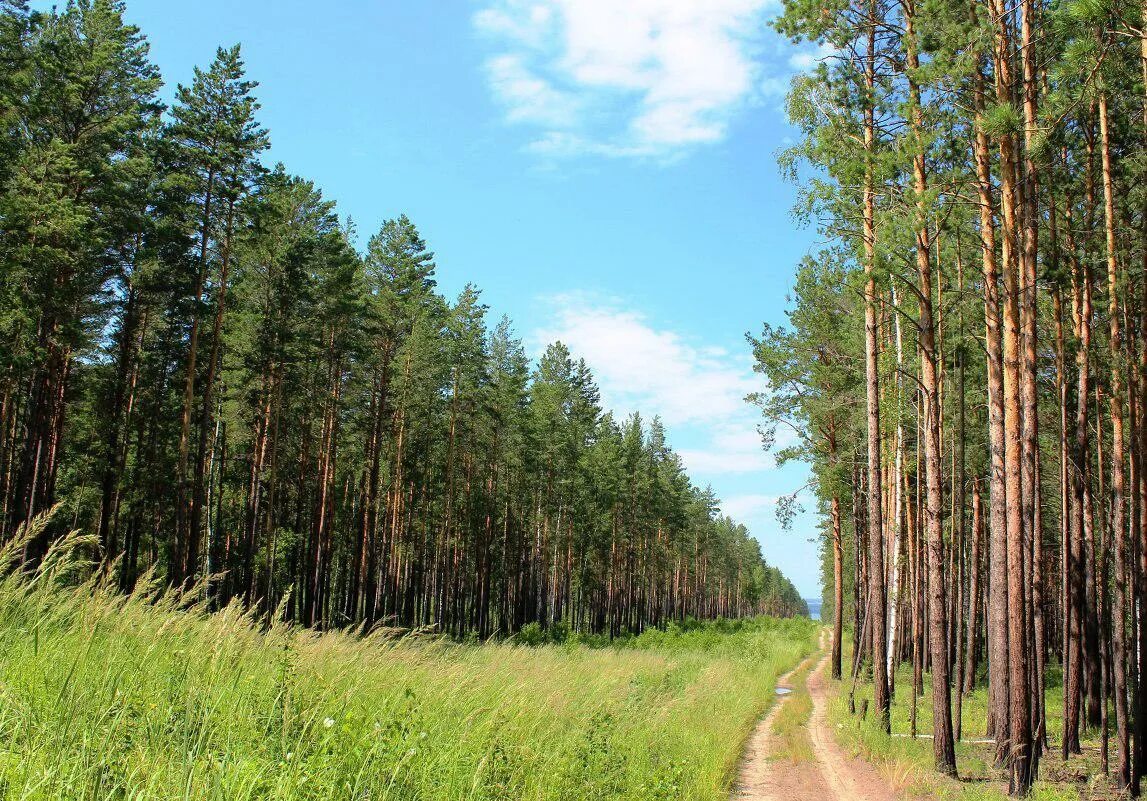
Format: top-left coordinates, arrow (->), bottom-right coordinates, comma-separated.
164,43 -> 268,586
0,0 -> 161,551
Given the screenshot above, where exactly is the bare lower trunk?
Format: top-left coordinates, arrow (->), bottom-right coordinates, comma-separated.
832,495 -> 844,680
965,481 -> 984,695
991,0 -> 1034,789
1098,91 -> 1130,790
1018,0 -> 1044,754
862,0 -> 889,732
904,1 -> 955,770
1066,182 -> 1090,757
974,60 -> 1009,754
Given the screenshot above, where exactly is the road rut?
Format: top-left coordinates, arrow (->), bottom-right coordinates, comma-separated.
732,631 -> 899,801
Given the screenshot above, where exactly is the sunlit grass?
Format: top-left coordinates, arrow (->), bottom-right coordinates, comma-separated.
770,655 -> 817,764
0,536 -> 817,801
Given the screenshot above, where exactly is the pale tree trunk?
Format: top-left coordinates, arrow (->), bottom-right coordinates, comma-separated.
1018,0 -> 1045,751
954,252 -> 968,742
909,445 -> 922,736
889,284 -> 906,681
1081,132 -> 1104,733
175,168 -> 216,587
189,197 -> 237,584
832,494 -> 845,680
1098,91 -> 1130,790
1048,193 -> 1073,761
863,0 -> 890,732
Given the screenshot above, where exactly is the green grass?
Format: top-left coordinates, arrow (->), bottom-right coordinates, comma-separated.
832,641 -> 1112,800
770,654 -> 816,764
0,540 -> 817,800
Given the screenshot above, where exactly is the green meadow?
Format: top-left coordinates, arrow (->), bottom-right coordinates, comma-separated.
0,538 -> 816,801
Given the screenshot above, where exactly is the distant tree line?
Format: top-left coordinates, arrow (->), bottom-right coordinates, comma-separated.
756,0 -> 1146,792
0,0 -> 805,638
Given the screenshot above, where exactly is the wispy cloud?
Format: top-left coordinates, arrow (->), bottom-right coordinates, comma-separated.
532,293 -> 774,476
720,493 -> 779,521
474,0 -> 778,159
787,41 -> 835,71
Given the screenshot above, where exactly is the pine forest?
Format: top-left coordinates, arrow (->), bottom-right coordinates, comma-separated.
756,0 -> 1147,791
4,0 -> 1147,798
0,1 -> 804,643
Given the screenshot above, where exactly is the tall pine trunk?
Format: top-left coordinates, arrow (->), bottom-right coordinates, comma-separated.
1098,90 -> 1130,790
990,0 -> 1034,788
904,0 -> 955,770
973,56 -> 1010,755
862,0 -> 890,731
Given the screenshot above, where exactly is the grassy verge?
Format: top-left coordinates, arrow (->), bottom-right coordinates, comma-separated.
831,640 -> 1113,800
771,653 -> 817,764
0,550 -> 816,800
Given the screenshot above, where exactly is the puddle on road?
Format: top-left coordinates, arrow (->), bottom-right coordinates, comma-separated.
775,687 -> 793,696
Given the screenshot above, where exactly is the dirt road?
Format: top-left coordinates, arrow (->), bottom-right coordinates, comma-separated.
732,631 -> 899,801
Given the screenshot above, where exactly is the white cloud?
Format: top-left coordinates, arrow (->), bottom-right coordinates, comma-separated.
678,422 -> 775,474
787,42 -> 835,71
759,75 -> 790,99
678,445 -> 773,475
533,293 -> 774,476
533,293 -> 757,426
721,493 -> 779,521
474,0 -> 778,159
788,52 -> 816,70
484,54 -> 581,128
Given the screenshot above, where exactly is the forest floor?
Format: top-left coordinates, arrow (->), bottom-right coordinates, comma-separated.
838,643 -> 1118,800
733,629 -> 899,801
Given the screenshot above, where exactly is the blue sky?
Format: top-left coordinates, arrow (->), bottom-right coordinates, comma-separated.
82,0 -> 828,596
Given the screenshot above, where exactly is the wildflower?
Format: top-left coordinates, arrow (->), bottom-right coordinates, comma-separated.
419,731 -> 427,739
323,717 -> 335,728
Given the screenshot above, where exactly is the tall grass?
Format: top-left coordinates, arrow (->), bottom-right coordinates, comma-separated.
0,537 -> 816,800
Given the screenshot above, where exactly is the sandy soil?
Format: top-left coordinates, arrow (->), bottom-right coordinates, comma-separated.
732,631 -> 900,801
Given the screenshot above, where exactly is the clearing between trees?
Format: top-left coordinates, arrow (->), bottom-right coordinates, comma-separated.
0,548 -> 817,801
